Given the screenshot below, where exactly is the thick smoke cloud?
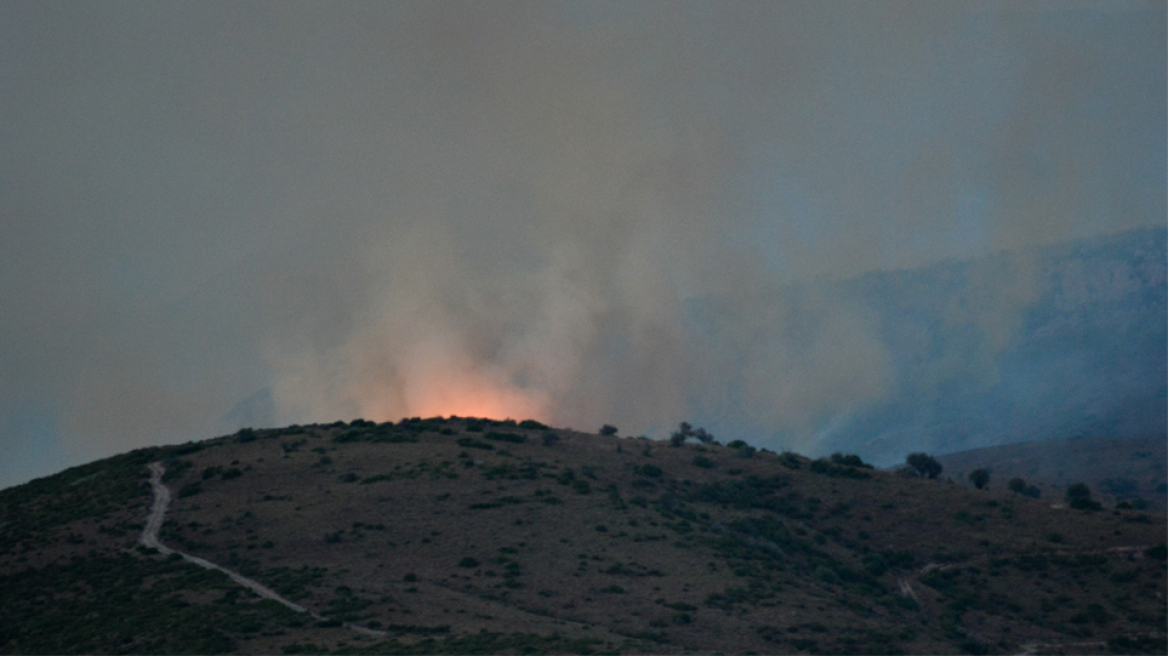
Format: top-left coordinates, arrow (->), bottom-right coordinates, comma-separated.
1,1 -> 1164,488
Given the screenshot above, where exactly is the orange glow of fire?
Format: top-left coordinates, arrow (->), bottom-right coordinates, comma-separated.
401,371 -> 548,422
355,342 -> 550,424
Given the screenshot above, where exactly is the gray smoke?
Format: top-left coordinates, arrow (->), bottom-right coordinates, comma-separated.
1,1 -> 1163,489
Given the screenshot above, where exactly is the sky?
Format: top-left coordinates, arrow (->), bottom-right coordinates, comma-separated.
1,0 -> 1164,489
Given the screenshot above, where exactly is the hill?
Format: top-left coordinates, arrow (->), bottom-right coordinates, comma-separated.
1,418 -> 1165,655
935,436 -> 1168,513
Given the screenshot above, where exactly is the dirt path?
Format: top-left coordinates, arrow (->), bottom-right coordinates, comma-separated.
141,461 -> 385,636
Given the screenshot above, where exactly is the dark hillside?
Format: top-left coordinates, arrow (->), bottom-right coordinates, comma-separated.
2,419 -> 1165,654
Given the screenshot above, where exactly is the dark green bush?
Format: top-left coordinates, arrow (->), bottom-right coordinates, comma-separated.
906,453 -> 942,479
968,468 -> 990,490
484,431 -> 526,443
633,464 -> 663,478
1066,483 -> 1101,510
456,437 -> 494,450
830,452 -> 873,469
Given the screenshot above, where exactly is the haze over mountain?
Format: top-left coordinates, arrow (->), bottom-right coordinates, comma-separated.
1,2 -> 1164,491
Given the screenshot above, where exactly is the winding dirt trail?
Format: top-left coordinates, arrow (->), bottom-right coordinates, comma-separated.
140,461 -> 385,637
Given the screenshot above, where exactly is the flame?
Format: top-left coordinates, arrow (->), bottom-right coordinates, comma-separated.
353,333 -> 549,423
402,373 -> 548,421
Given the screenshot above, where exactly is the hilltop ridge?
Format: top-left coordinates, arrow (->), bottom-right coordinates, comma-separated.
1,418 -> 1165,654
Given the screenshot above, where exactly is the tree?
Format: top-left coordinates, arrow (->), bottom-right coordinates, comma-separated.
906,452 -> 943,479
1008,477 -> 1027,495
599,424 -> 618,436
1066,482 -> 1101,510
969,468 -> 990,490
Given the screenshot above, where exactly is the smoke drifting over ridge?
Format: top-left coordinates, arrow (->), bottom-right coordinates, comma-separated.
1,2 -> 1164,488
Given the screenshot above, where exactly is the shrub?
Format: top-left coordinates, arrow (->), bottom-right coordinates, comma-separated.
830,453 -> 873,469
484,431 -> 526,444
599,424 -> 618,436
727,440 -> 746,449
1008,477 -> 1026,495
692,456 -> 716,469
969,468 -> 990,490
906,453 -> 943,479
633,464 -> 663,478
519,419 -> 547,430
541,432 -> 559,446
809,458 -> 871,479
1066,483 -> 1101,510
458,557 -> 480,568
457,437 -> 494,450
177,482 -> 202,498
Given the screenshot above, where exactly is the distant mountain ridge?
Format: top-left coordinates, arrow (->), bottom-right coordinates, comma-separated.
691,226 -> 1167,464
934,435 -> 1167,513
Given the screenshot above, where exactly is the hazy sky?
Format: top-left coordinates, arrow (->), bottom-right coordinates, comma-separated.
2,1 -> 1164,489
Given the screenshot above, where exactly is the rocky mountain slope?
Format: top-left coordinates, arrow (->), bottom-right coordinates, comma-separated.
1,418 -> 1165,654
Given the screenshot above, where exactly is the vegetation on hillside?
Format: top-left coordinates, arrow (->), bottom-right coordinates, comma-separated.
1,418 -> 1165,655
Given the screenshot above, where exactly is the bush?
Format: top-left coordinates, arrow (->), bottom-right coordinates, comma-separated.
1066,483 -> 1101,510
633,464 -> 663,478
830,453 -> 873,469
458,557 -> 480,568
809,458 -> 871,479
484,431 -> 525,443
1008,477 -> 1026,495
599,424 -> 618,436
969,468 -> 990,490
906,453 -> 943,479
519,419 -> 547,430
540,432 -> 559,446
692,456 -> 716,469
